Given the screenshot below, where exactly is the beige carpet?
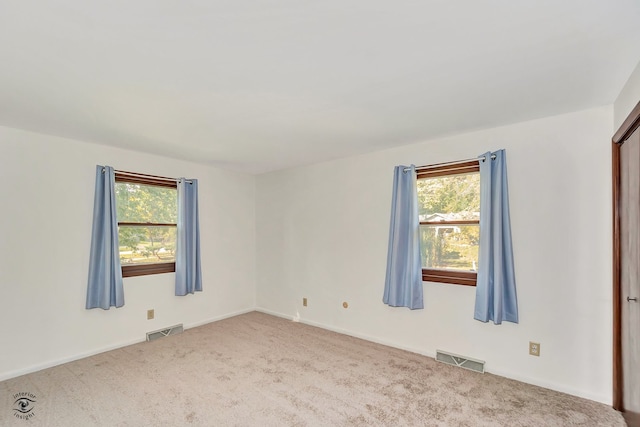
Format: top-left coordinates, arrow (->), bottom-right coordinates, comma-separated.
0,312 -> 624,426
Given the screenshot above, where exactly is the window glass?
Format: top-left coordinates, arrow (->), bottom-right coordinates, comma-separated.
115,182 -> 177,267
420,224 -> 479,270
418,172 -> 480,220
116,183 -> 177,223
118,226 -> 177,265
418,172 -> 480,272
417,165 -> 480,286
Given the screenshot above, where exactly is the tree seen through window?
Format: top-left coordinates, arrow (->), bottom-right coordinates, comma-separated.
416,160 -> 480,286
115,183 -> 177,265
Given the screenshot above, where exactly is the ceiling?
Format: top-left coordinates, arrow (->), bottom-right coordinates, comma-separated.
1,1 -> 640,174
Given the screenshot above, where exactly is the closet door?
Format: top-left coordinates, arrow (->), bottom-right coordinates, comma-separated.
620,125 -> 640,422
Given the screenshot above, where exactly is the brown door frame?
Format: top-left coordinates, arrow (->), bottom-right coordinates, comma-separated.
612,100 -> 640,411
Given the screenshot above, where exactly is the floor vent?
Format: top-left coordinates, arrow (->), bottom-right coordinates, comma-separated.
146,324 -> 183,342
436,350 -> 485,373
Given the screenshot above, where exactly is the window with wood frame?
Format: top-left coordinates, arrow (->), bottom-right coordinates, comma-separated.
115,171 -> 177,278
417,160 -> 480,286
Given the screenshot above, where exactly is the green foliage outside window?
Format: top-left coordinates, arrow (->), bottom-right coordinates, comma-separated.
417,173 -> 480,271
115,183 -> 177,265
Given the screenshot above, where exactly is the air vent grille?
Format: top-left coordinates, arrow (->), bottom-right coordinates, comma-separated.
436,350 -> 485,373
146,324 -> 183,342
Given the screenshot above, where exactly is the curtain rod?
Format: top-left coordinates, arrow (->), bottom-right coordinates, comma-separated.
404,154 -> 496,173
101,167 -> 192,184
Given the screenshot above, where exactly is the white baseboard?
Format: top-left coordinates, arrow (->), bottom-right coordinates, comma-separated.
255,307 -> 437,357
484,367 -> 610,405
0,337 -> 145,382
0,307 -> 256,382
184,307 -> 255,330
255,307 -> 611,405
2,306 -> 611,405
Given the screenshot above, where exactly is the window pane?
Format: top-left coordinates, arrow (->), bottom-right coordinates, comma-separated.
417,172 -> 479,219
115,183 -> 177,223
420,224 -> 479,271
118,226 -> 176,265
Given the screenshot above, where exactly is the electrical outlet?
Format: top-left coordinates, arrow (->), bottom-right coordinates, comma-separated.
147,309 -> 155,320
529,341 -> 540,356
302,298 -> 307,307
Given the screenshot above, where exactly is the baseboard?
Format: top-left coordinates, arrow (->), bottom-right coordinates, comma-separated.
255,307 -> 611,405
0,307 -> 256,382
3,306 -> 612,405
255,307 -> 437,358
0,337 -> 145,382
183,307 -> 256,330
485,366 -> 611,405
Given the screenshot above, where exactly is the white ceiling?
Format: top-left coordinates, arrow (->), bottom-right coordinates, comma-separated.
1,1 -> 640,174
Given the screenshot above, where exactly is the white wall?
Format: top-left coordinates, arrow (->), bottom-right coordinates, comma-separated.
615,59 -> 640,129
256,106 -> 614,403
0,127 -> 256,380
0,104 -> 618,403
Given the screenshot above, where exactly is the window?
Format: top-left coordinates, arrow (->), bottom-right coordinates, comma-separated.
417,160 -> 480,286
114,171 -> 177,277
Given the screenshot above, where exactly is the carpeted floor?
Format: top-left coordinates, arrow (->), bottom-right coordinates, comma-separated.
0,311 -> 625,426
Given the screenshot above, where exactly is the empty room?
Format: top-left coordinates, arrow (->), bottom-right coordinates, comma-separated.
1,1 -> 640,426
